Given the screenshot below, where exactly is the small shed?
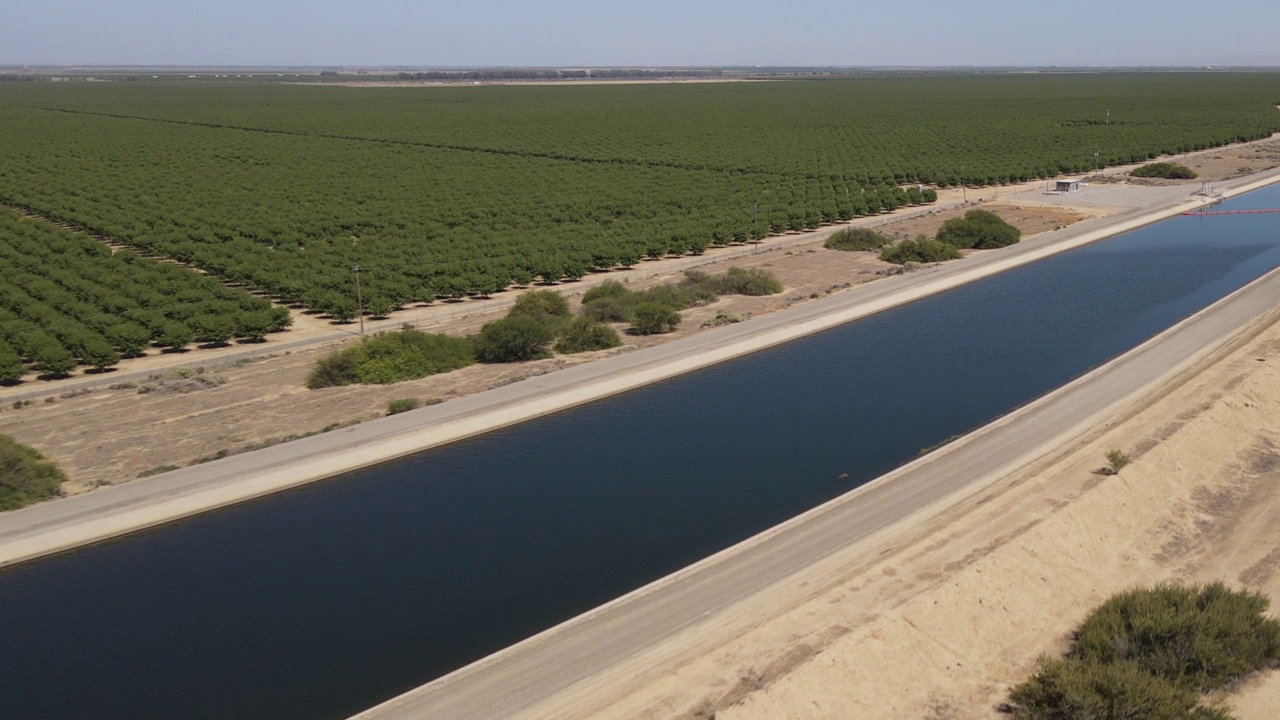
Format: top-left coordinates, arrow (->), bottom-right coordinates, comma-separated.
1054,179 -> 1082,193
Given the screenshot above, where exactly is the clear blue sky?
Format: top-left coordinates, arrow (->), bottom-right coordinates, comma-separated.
5,0 -> 1279,67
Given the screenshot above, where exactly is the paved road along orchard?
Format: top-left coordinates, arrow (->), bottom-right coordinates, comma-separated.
350,242 -> 1280,720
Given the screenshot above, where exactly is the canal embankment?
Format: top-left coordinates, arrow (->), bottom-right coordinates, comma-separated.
2,168 -> 1278,570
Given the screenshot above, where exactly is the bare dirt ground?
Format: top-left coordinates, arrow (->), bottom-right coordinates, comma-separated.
1124,135 -> 1280,185
567,310 -> 1280,720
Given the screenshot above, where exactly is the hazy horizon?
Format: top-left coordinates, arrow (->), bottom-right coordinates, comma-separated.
6,0 -> 1280,68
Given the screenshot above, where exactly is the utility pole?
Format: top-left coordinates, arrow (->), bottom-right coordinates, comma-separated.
1094,148 -> 1101,179
352,265 -> 365,336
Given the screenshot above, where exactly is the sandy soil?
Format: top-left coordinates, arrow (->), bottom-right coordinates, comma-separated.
1126,135 -> 1280,185
571,307 -> 1280,720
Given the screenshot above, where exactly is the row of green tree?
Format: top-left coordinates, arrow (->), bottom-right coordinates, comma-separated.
0,98 -> 925,320
0,210 -> 290,381
8,74 -> 1275,321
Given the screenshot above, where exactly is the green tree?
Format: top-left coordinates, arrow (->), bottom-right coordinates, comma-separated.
155,321 -> 193,351
234,311 -> 278,343
79,337 -> 121,371
192,313 -> 235,346
106,322 -> 153,357
34,342 -> 76,377
0,342 -> 24,383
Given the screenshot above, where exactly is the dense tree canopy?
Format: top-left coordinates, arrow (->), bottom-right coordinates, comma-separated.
1,74 -> 1274,319
0,209 -> 290,380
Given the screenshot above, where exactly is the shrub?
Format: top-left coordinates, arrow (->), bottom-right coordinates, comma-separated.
1007,582 -> 1280,719
473,314 -> 558,362
386,397 -> 423,415
582,295 -> 636,323
880,236 -> 962,265
642,282 -> 706,310
702,310 -> 743,327
0,434 -> 66,510
306,353 -> 360,389
581,280 -> 630,305
509,289 -> 572,328
714,267 -> 784,296
631,303 -> 682,335
306,330 -> 475,388
137,464 -> 180,479
825,227 -> 893,252
936,209 -> 1022,250
554,318 -> 623,354
1105,449 -> 1132,475
1071,583 -> 1280,692
1009,658 -> 1229,720
1133,162 -> 1198,179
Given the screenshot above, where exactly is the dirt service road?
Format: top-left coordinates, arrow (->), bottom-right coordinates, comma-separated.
349,268 -> 1280,719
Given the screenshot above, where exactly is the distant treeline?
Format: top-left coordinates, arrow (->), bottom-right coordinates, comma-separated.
0,74 -> 40,83
393,68 -> 723,81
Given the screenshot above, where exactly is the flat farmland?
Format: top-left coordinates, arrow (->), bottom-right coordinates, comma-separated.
0,74 -> 1277,324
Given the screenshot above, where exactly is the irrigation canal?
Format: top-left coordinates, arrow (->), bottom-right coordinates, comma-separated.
2,184 -> 1280,720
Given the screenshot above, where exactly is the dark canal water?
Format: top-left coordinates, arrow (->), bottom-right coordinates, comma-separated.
2,185 -> 1279,720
